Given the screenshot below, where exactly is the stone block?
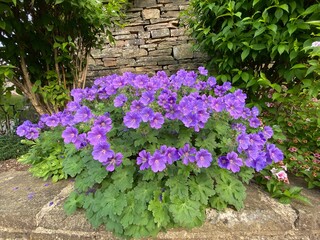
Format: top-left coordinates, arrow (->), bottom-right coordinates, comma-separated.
117,58 -> 136,66
114,34 -> 137,40
151,28 -> 170,38
140,43 -> 158,49
173,43 -> 194,59
142,9 -> 160,19
127,38 -> 145,46
134,0 -> 157,8
161,10 -> 180,18
150,17 -> 177,24
157,0 -> 173,3
138,31 -> 151,39
123,48 -> 148,58
171,28 -> 186,37
161,4 -> 179,11
102,58 -> 117,67
149,48 -> 172,56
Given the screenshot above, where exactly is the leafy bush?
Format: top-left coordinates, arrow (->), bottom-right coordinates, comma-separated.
185,0 -> 320,105
18,127 -> 67,182
0,134 -> 29,160
17,69 -> 284,238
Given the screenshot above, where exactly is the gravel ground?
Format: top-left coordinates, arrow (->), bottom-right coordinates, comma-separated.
0,159 -> 30,173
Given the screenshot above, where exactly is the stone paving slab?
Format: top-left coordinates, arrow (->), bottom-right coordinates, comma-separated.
0,170 -> 319,240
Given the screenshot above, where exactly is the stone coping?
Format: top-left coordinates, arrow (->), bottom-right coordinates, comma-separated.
0,170 -> 319,240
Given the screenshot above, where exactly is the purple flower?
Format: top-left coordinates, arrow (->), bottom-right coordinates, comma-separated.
45,115 -> 60,127
211,97 -> 225,112
148,151 -> 166,172
133,74 -> 149,89
94,115 -> 112,132
70,89 -> 85,102
226,151 -> 243,173
140,107 -> 154,122
150,112 -> 164,129
266,144 -> 284,163
165,147 -> 179,164
87,126 -> 107,146
234,89 -> 247,103
103,152 -> 123,172
195,149 -> 212,168
73,133 -> 88,150
251,106 -> 260,117
178,144 -> 196,165
248,133 -> 265,147
198,66 -> 208,76
62,126 -> 78,144
207,76 -> 216,88
249,117 -> 261,128
237,133 -> 250,152
74,106 -> 92,123
232,123 -> 246,133
60,111 -> 74,127
114,94 -> 127,107
123,112 -> 141,129
24,127 -> 39,140
165,105 -> 181,120
140,91 -> 155,106
92,143 -> 114,163
66,101 -> 81,112
218,156 -> 229,169
136,150 -> 151,170
130,100 -> 145,112
263,126 -> 273,139
246,145 -> 259,159
16,123 -> 30,137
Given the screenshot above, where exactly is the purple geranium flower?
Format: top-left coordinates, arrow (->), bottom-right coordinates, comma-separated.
103,152 -> 123,172
226,151 -> 243,173
140,107 -> 154,122
195,149 -> 212,168
150,112 -> 164,129
114,94 -> 127,107
136,150 -> 151,170
74,106 -> 92,123
66,101 -> 81,112
45,115 -> 60,127
165,147 -> 179,164
130,100 -> 145,112
237,133 -> 250,152
178,144 -> 196,165
262,126 -> 273,139
140,91 -> 155,106
73,133 -> 88,150
25,127 -> 40,140
94,115 -> 112,132
148,151 -> 166,172
123,112 -> 141,129
198,66 -> 208,76
218,156 -> 229,169
92,143 -> 114,163
62,126 -> 78,144
87,126 -> 107,146
249,117 -> 261,128
266,144 -> 284,163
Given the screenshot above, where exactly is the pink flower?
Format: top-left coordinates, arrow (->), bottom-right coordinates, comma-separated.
276,170 -> 288,182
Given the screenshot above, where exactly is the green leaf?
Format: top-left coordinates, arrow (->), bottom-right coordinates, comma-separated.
227,42 -> 233,50
148,199 -> 171,228
237,168 -> 254,184
275,8 -> 283,20
241,48 -> 250,61
101,186 -> 127,218
111,165 -> 134,192
214,170 -> 246,210
291,63 -> 307,69
253,0 -> 260,7
277,45 -> 286,55
278,4 -> 289,12
253,26 -> 266,38
166,175 -> 189,201
209,195 -> 228,211
189,173 -> 216,205
267,24 -> 277,33
251,44 -> 266,50
168,198 -> 204,228
302,4 -> 318,16
62,153 -> 85,177
64,192 -> 84,215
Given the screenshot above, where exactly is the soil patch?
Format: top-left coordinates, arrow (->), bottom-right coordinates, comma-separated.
0,159 -> 30,173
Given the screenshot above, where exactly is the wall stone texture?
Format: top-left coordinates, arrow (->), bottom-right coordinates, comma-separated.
87,0 -> 208,81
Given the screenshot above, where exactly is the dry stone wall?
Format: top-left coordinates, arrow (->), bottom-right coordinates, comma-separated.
87,0 -> 207,81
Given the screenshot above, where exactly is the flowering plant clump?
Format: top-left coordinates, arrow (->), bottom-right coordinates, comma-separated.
17,68 -> 284,238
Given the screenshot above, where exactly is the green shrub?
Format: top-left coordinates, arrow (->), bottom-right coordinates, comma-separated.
0,134 -> 29,160
185,0 -> 320,105
18,127 -> 67,182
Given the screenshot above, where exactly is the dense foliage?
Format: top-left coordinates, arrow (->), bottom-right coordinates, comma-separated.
0,134 -> 29,160
17,69 -> 284,238
0,0 -> 127,114
185,0 -> 320,104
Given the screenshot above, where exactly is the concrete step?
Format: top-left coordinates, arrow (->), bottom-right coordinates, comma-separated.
0,170 -> 319,240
